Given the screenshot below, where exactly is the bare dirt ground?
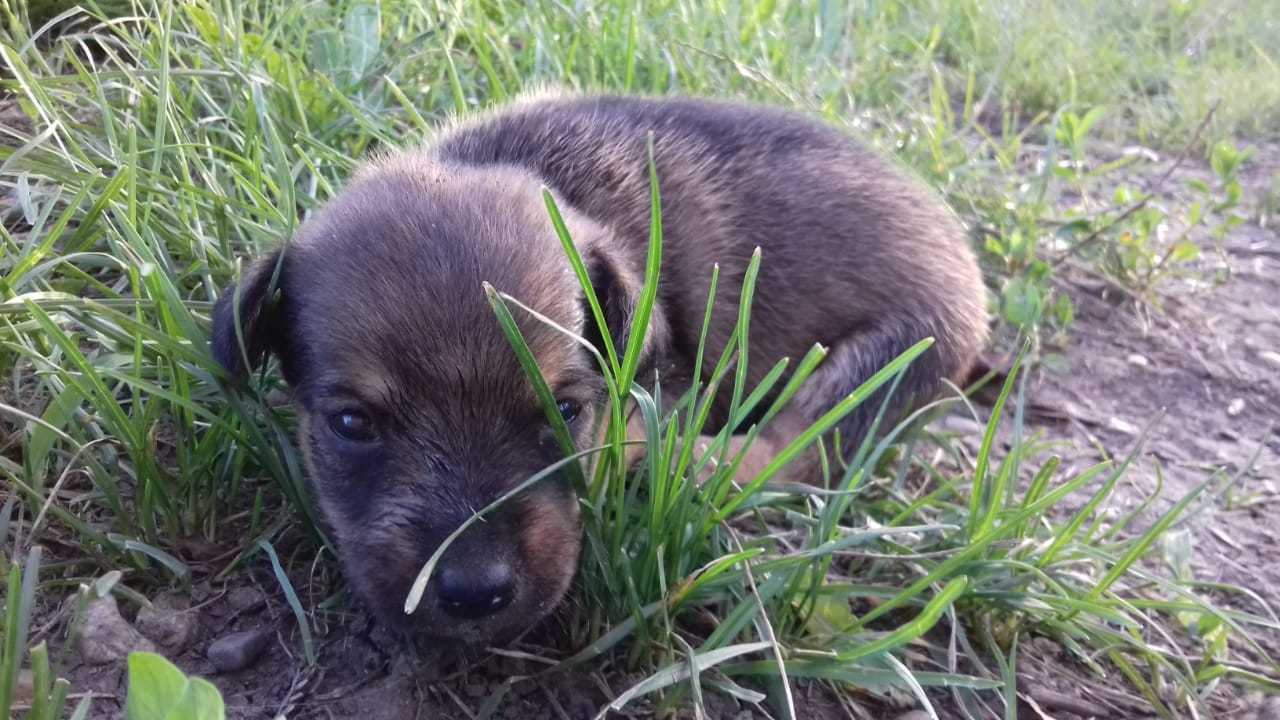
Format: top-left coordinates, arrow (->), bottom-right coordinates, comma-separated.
995,142 -> 1280,720
42,561 -> 848,719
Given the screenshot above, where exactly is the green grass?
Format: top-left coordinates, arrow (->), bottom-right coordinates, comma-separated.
1,0 -> 1278,717
1,545 -> 91,720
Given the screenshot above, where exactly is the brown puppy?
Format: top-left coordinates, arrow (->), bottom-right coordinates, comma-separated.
211,92 -> 987,645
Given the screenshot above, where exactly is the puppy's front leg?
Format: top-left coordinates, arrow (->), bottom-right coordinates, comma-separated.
617,321 -> 943,487
696,324 -> 949,488
690,414 -> 814,486
612,405 -> 769,483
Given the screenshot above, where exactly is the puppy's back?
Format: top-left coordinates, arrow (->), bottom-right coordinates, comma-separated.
429,95 -> 987,423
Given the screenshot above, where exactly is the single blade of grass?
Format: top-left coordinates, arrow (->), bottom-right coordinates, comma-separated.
483,283 -> 587,485
599,642 -> 772,718
967,352 -> 1022,539
616,132 -> 663,394
0,546 -> 41,715
543,188 -> 621,376
257,539 -> 315,666
884,652 -> 941,720
836,577 -> 968,662
106,534 -> 192,585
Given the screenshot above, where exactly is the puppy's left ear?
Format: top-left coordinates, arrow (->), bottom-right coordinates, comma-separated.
581,244 -> 669,372
211,250 -> 286,380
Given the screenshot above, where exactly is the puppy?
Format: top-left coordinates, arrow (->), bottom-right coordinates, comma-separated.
210,93 -> 987,645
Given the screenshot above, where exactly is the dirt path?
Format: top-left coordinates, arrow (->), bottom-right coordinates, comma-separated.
1038,143 -> 1279,634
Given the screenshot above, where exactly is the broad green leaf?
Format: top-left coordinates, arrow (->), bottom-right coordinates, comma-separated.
126,652 -> 225,720
1170,241 -> 1200,263
343,4 -> 381,81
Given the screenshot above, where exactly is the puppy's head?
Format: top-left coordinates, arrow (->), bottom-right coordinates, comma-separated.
212,160 -> 662,644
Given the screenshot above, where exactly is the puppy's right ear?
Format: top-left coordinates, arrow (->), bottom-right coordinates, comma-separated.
211,250 -> 285,380
581,244 -> 669,373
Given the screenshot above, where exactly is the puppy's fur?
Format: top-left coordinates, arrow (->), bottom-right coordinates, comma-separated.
211,93 -> 988,645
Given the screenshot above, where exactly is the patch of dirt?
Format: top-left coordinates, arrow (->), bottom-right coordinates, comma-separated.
1002,143 -> 1280,716
47,564 -> 856,720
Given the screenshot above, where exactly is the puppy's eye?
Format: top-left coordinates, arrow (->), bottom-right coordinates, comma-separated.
328,409 -> 377,442
556,400 -> 581,425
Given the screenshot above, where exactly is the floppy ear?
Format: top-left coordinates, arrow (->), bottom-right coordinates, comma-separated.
211,250 -> 285,380
581,245 -> 669,372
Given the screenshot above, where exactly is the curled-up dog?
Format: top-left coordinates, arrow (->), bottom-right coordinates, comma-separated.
211,93 -> 988,645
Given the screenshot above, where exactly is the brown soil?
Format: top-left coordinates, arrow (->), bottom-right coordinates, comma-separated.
989,141 -> 1280,718
44,566 -> 857,719
1043,142 -> 1280,638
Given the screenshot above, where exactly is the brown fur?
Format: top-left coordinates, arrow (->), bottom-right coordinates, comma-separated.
210,93 -> 987,644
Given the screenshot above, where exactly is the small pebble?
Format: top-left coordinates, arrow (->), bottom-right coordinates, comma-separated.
1126,353 -> 1150,368
1255,695 -> 1280,720
226,586 -> 265,612
1227,397 -> 1246,417
136,593 -> 198,653
207,627 -> 272,672
1106,417 -> 1139,436
76,595 -> 158,665
1258,350 -> 1280,369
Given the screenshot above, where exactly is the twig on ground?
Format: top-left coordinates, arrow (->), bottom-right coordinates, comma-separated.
1027,685 -> 1114,717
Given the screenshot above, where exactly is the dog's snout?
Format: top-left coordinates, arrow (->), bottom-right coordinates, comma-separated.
436,561 -> 515,619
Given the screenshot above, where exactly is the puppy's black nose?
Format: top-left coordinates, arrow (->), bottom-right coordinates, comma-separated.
436,562 -> 515,619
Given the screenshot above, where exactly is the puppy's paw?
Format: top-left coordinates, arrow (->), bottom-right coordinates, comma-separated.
688,434 -> 778,485
617,416 -> 782,486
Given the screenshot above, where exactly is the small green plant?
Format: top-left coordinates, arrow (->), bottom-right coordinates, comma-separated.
978,106 -> 1254,348
1,542 -> 91,720
124,652 -> 225,720
1097,140 -> 1249,293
